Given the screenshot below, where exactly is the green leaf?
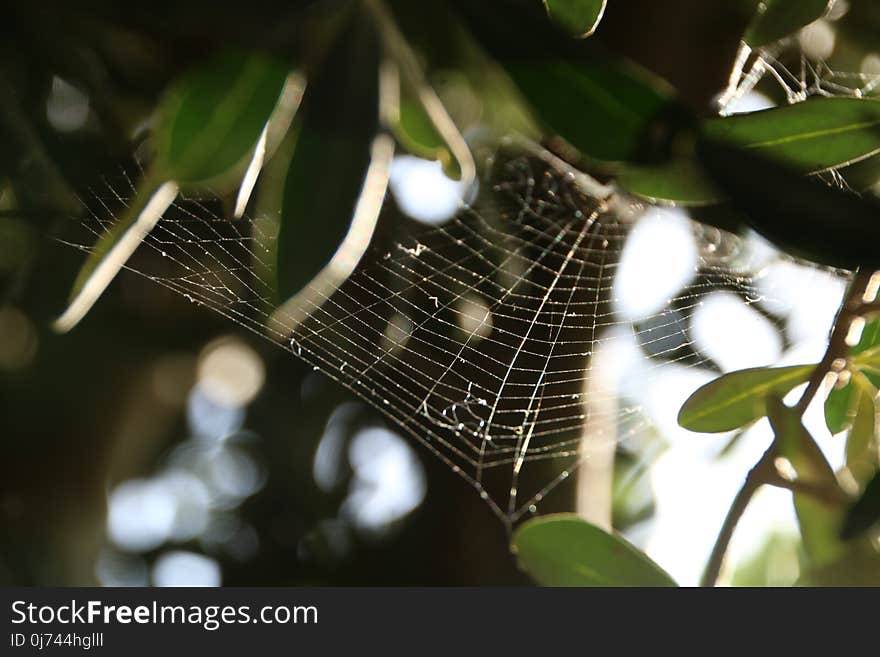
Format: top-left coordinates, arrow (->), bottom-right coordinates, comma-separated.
390,66 -> 475,180
54,49 -> 291,333
744,0 -> 832,48
618,158 -> 723,206
154,49 -> 289,187
854,344 -> 880,371
854,319 -> 880,354
368,0 -> 474,184
768,396 -> 838,488
395,88 -> 450,160
508,58 -> 676,163
53,177 -> 179,333
271,18 -> 383,306
796,542 -> 880,586
512,514 -> 677,587
767,397 -> 846,566
824,382 -> 857,435
696,132 -> 880,270
853,320 -> 880,388
677,364 -> 814,433
835,153 -> 880,193
845,374 -> 876,473
456,0 -> 685,163
841,471 -> 880,540
543,0 -> 607,38
701,98 -> 880,174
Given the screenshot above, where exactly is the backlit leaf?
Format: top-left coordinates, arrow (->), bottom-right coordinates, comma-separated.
678,364 -> 814,433
512,514 -> 677,587
53,178 -> 179,333
394,86 -> 460,177
701,98 -> 880,174
154,49 -> 289,187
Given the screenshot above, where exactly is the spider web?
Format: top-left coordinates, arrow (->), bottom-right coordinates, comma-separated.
721,50 -> 880,112
718,1 -> 880,118
60,144 -> 846,527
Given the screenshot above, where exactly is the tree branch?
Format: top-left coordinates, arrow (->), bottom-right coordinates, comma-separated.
700,445 -> 776,587
701,268 -> 876,587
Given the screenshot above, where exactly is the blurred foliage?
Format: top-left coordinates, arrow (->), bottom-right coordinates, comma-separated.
542,0 -> 607,38
743,0 -> 833,48
3,0 -> 880,586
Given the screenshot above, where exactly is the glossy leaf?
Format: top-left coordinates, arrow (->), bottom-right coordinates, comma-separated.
697,135 -> 880,270
744,0 -> 832,48
543,0 -> 607,38
618,158 -> 722,206
767,397 -> 846,566
154,49 -> 289,187
272,19 -> 382,306
701,98 -> 880,174
841,471 -> 880,540
512,514 -> 677,587
678,364 -> 814,433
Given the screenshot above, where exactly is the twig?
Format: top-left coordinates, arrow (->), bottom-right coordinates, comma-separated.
700,445 -> 776,587
794,269 -> 874,415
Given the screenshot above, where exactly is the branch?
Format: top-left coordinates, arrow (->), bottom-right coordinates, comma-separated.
701,268 -> 876,587
700,445 -> 776,587
764,472 -> 848,506
794,269 -> 875,415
